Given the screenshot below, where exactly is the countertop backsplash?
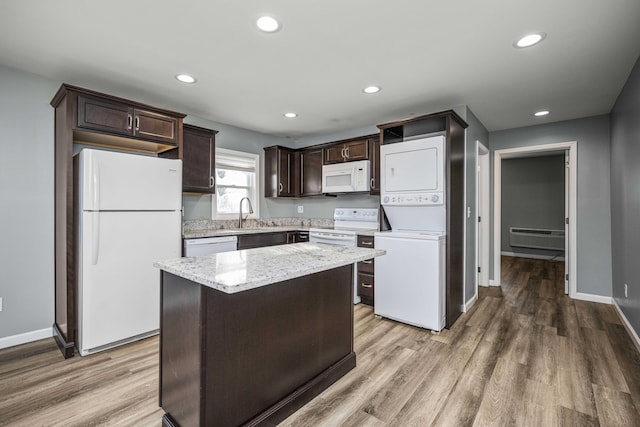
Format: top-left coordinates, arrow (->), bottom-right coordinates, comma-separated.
183,217 -> 334,235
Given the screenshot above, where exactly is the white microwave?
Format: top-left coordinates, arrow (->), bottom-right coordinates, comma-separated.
322,160 -> 370,193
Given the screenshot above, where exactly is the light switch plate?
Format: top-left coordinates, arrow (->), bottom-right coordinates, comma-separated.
0,297 -> 3,312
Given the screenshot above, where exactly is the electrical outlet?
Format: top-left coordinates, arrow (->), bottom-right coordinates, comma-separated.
625,283 -> 628,298
297,205 -> 304,214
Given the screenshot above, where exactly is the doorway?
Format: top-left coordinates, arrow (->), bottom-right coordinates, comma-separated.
476,141 -> 490,295
493,141 -> 577,297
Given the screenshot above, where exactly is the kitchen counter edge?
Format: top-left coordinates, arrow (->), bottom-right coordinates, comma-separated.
154,242 -> 385,294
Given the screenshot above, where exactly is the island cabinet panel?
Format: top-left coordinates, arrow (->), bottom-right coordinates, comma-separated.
159,275 -> 204,427
159,265 -> 355,427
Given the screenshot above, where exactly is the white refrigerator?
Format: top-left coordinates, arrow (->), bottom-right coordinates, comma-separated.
76,149 -> 182,356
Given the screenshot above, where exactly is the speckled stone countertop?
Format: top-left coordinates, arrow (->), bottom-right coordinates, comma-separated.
154,242 -> 385,294
183,226 -> 320,239
182,217 -> 335,239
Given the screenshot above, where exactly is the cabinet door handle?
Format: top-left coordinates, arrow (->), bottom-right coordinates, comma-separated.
134,116 -> 140,131
279,183 -> 283,193
361,259 -> 373,264
370,177 -> 375,189
127,114 -> 133,130
300,153 -> 304,191
361,283 -> 372,288
210,176 -> 215,189
360,241 -> 373,247
345,146 -> 350,159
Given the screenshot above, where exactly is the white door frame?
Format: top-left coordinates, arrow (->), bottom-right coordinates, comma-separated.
475,141 -> 490,294
493,141 -> 577,297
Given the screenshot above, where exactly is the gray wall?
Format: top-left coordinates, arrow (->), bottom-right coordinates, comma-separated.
0,66 -> 58,338
610,56 -> 640,336
501,155 -> 565,256
489,115 -> 612,297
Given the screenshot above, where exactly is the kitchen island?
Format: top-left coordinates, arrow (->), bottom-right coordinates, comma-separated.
154,242 -> 385,427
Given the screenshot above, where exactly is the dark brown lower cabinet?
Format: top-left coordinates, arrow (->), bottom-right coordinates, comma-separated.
357,272 -> 374,306
237,232 -> 288,249
159,265 -> 355,427
357,235 -> 375,306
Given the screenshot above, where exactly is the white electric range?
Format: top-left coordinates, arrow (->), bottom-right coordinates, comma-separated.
309,208 -> 379,304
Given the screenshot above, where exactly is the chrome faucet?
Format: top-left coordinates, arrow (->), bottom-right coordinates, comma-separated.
238,197 -> 254,228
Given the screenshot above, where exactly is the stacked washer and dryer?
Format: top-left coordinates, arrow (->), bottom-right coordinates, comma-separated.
374,135 -> 447,331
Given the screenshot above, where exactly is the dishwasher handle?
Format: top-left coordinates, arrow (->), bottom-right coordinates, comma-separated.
309,232 -> 355,242
184,236 -> 238,246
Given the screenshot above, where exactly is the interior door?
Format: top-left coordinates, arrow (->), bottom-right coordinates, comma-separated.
476,143 -> 490,288
564,150 -> 570,294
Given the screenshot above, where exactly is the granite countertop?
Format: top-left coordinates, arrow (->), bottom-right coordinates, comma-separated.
154,242 -> 385,294
184,226 -> 377,239
183,226 -> 320,239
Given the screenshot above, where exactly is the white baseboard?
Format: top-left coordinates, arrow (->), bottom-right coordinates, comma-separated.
501,251 -> 565,261
613,299 -> 640,355
573,292 -> 612,305
0,327 -> 53,350
489,279 -> 500,287
464,293 -> 478,312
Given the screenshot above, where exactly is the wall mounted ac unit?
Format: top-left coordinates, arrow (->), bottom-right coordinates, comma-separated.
509,227 -> 565,251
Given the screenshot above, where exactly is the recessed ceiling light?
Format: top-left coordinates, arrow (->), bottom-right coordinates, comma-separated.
257,16 -> 280,33
534,110 -> 550,117
175,74 -> 196,84
514,32 -> 546,48
363,86 -> 381,94
284,112 -> 298,118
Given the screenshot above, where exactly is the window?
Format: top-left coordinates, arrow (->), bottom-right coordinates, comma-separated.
212,148 -> 260,219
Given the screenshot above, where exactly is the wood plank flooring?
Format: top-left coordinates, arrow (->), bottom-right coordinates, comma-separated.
2,256 -> 640,426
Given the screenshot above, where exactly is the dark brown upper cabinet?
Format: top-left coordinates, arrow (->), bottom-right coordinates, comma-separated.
182,124 -> 217,193
324,138 -> 369,164
264,146 -> 298,198
78,94 -> 179,146
368,135 -> 381,194
300,147 -> 323,196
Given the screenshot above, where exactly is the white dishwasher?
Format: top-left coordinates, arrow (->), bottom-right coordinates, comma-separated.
183,236 -> 238,256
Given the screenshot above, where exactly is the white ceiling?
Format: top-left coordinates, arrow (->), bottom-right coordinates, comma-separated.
1,0 -> 639,139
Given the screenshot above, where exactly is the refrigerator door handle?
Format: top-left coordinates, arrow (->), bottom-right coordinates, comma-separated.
91,212 -> 100,265
91,154 -> 100,210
